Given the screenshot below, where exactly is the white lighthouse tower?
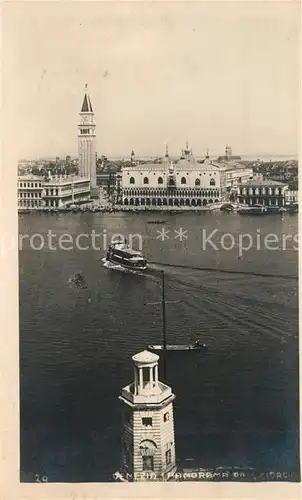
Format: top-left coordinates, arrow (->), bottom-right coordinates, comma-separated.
78,85 -> 96,188
118,350 -> 177,481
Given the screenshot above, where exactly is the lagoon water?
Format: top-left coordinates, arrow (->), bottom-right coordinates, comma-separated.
19,211 -> 299,482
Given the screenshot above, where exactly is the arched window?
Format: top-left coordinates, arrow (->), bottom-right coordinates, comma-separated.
130,177 -> 135,184
195,178 -> 200,186
181,177 -> 187,185
158,177 -> 163,184
210,178 -> 216,186
143,177 -> 149,185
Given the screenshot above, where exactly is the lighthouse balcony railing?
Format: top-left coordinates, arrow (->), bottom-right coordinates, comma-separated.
121,382 -> 173,405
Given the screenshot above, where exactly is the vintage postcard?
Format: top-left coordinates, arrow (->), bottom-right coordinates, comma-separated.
1,0 -> 301,499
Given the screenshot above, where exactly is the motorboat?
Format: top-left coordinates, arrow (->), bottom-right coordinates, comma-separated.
105,239 -> 147,270
238,204 -> 267,215
147,220 -> 167,224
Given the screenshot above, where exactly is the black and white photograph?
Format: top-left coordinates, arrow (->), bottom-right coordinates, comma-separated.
1,0 -> 300,492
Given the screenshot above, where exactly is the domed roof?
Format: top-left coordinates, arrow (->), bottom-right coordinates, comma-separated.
132,350 -> 159,364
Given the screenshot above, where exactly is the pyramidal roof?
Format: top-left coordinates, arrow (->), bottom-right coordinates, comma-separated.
81,93 -> 93,113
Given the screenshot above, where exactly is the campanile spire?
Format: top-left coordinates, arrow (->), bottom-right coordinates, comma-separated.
81,84 -> 93,113
78,85 -> 96,187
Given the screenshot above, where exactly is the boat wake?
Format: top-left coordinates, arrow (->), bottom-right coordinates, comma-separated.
147,263 -> 165,272
102,258 -> 146,276
147,261 -> 297,280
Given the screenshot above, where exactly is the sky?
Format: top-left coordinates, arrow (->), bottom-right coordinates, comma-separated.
3,1 -> 301,160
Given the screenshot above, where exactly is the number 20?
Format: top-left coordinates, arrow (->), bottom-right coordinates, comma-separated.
34,474 -> 48,482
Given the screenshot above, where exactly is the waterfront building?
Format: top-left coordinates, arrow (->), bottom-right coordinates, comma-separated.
212,145 -> 253,196
214,160 -> 253,197
17,175 -> 45,209
121,143 -> 252,208
237,180 -> 288,207
42,175 -> 91,208
121,144 -> 222,208
285,189 -> 298,204
78,86 -> 97,188
118,350 -> 176,481
221,164 -> 253,192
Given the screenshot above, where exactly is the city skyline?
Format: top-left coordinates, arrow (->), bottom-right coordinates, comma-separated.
4,2 -> 300,160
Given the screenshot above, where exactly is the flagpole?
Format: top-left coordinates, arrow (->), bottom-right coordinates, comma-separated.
145,271 -> 180,384
161,271 -> 167,381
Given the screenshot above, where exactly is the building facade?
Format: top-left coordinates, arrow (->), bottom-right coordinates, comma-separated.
78,87 -> 96,187
121,145 -> 223,208
121,144 -> 253,208
285,190 -> 298,204
17,176 -> 45,209
119,351 -> 176,481
42,176 -> 91,208
237,180 -> 288,207
212,145 -> 253,195
218,164 -> 253,192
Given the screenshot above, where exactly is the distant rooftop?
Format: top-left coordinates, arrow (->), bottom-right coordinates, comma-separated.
45,175 -> 90,185
217,155 -> 242,162
18,175 -> 42,181
238,179 -> 287,187
217,162 -> 251,171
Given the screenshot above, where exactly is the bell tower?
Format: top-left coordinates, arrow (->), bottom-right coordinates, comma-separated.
118,350 -> 177,481
78,85 -> 96,187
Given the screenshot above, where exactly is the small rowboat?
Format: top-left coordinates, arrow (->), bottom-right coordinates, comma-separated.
147,220 -> 167,224
148,343 -> 208,352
